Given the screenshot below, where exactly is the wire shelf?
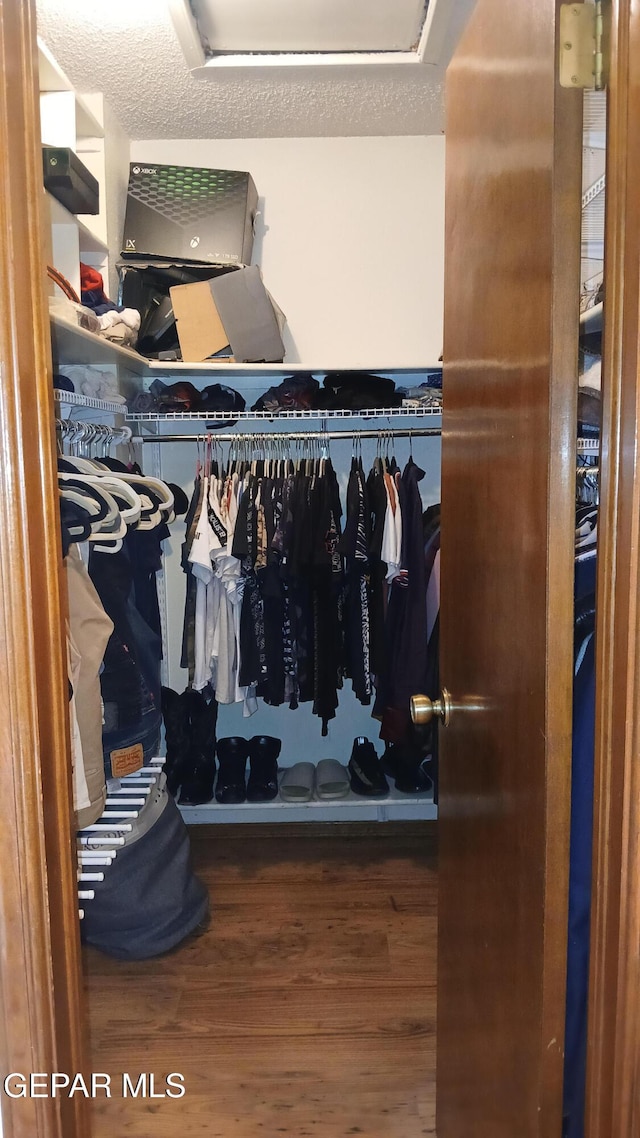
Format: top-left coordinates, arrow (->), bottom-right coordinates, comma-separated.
577,437 -> 600,454
126,404 -> 442,423
54,389 -> 126,414
582,173 -> 606,210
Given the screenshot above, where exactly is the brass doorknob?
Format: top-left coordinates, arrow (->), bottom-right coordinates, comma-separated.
411,688 -> 452,727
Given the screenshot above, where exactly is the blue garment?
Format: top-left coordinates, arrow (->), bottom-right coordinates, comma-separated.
81,288 -> 124,316
563,549 -> 596,1138
89,539 -> 163,782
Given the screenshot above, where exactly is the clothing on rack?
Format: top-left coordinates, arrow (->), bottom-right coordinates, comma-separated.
340,456 -> 372,705
89,532 -> 164,779
58,418 -> 208,960
66,545 -> 114,828
417,504 -> 441,796
181,444 -> 345,731
178,433 -> 440,739
373,457 -> 430,743
378,503 -> 441,794
58,423 -> 173,799
181,467 -> 257,714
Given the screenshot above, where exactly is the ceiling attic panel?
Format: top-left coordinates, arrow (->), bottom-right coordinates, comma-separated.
193,0 -> 428,54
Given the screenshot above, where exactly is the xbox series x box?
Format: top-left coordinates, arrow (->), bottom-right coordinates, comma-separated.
121,163 -> 258,266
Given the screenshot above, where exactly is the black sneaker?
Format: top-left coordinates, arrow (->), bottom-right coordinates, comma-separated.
348,737 -> 389,797
382,744 -> 433,795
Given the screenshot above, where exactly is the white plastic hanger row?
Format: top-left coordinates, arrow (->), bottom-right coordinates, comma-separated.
58,449 -> 175,552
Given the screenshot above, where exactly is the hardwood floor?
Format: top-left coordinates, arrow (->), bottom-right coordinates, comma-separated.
84,823 -> 437,1138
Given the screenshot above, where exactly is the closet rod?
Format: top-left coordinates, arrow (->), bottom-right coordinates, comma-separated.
133,427 -> 442,443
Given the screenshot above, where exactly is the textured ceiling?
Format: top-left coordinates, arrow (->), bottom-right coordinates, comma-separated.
35,0 -> 473,140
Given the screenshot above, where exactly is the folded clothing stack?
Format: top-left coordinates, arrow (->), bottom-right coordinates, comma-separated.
252,373 -> 321,413
54,364 -> 126,405
251,372 -> 404,414
81,262 -> 141,349
318,372 -> 403,411
129,379 -> 246,419
401,383 -> 443,410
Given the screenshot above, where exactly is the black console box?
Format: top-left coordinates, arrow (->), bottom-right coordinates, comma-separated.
42,146 -> 100,216
121,163 -> 257,265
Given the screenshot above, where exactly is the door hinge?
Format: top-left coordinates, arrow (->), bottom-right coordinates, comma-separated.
559,2 -> 606,90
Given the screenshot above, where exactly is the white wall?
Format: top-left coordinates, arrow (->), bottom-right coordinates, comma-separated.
104,100 -> 131,298
132,136 -> 445,368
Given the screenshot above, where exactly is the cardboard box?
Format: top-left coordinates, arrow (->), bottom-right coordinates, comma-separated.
118,260 -> 238,358
170,267 -> 286,363
121,163 -> 258,265
170,281 -> 229,362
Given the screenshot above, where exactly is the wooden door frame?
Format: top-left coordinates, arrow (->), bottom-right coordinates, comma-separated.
0,3 -> 90,1137
586,0 -> 640,1134
1,2 -> 639,1138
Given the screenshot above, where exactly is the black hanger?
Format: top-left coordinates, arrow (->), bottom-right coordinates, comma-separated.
59,497 -> 93,544
58,477 -> 110,523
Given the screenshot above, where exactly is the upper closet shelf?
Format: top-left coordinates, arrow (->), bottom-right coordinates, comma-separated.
38,38 -> 104,139
145,361 -> 442,377
51,314 -> 149,376
51,313 -> 441,382
48,194 -> 109,256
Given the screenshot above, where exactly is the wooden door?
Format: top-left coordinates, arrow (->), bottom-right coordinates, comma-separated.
435,0 -> 582,1134
586,0 -> 640,1133
0,3 -> 90,1136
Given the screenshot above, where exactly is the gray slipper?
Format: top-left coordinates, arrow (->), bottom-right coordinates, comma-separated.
315,759 -> 351,800
279,762 -> 315,803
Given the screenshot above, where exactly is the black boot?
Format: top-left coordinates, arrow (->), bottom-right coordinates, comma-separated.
247,736 -> 281,802
179,690 -> 218,806
382,743 -> 433,794
215,737 -> 249,804
161,686 -> 190,797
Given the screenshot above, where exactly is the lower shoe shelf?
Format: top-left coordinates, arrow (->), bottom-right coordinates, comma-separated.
177,780 -> 437,825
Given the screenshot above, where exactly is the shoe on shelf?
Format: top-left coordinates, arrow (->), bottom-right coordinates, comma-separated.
161,686 -> 190,797
315,759 -> 350,800
215,737 -> 249,804
178,689 -> 218,807
348,737 -> 389,797
279,762 -> 315,803
382,744 -> 433,795
247,736 -> 281,803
